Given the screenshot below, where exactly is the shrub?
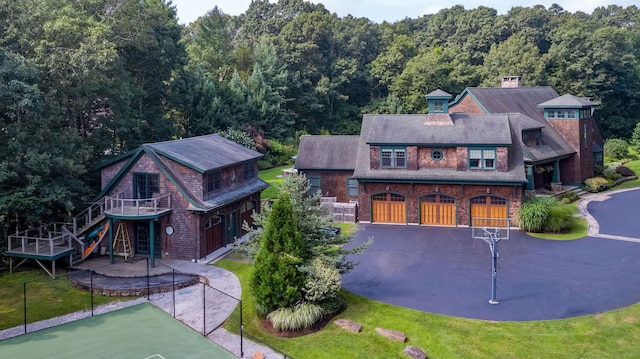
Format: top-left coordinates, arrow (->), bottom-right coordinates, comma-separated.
604,138 -> 629,160
545,206 -> 571,233
602,166 -> 622,181
559,192 -> 579,204
316,292 -> 346,315
632,122 -> 640,153
251,196 -> 307,315
616,166 -> 636,177
267,303 -> 325,332
583,177 -> 609,193
302,258 -> 342,303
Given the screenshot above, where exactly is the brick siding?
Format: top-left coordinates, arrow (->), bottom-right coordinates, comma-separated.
359,182 -> 521,226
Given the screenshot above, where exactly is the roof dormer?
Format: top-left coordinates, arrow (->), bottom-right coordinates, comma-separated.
537,94 -> 597,120
425,89 -> 453,114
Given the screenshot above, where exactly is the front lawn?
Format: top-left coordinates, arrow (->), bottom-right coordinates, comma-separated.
0,269 -> 123,330
258,165 -> 293,199
216,259 -> 640,359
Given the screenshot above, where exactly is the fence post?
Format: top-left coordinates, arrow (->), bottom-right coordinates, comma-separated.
172,269 -> 176,318
146,256 -> 150,301
23,282 -> 27,334
240,299 -> 244,358
90,270 -> 94,316
202,283 -> 206,336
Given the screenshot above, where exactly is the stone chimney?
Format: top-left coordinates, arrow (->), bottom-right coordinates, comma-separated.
501,76 -> 522,88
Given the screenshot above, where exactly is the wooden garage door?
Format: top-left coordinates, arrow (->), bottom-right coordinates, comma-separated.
420,194 -> 456,226
470,196 -> 507,227
372,193 -> 406,223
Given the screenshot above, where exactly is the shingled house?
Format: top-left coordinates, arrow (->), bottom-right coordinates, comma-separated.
295,77 -> 602,227
97,134 -> 268,264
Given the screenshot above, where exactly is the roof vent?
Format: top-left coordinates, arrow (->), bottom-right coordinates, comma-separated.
501,76 -> 522,88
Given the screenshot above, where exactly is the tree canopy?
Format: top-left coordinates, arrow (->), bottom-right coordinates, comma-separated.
1,0 -> 639,232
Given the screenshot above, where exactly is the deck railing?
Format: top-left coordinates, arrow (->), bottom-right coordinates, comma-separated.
7,223 -> 74,257
104,194 -> 172,216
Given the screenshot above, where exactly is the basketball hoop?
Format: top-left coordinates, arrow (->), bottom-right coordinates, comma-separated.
472,218 -> 509,305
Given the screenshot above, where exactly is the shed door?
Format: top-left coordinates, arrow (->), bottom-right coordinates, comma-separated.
204,216 -> 224,255
372,193 -> 406,224
470,196 -> 508,227
420,194 -> 456,226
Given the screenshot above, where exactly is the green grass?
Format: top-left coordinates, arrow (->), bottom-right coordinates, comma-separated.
258,165 -> 294,199
527,201 -> 587,240
336,223 -> 357,238
216,259 -> 640,359
0,269 -> 126,330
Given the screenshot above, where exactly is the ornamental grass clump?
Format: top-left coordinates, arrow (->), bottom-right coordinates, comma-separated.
517,197 -> 551,232
518,197 -> 570,233
267,302 -> 325,332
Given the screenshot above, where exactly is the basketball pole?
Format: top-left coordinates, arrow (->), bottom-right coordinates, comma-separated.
489,233 -> 499,305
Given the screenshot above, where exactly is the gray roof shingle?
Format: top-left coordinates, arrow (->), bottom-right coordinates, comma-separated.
148,134 -> 263,173
363,114 -> 512,146
295,135 -> 360,170
537,94 -> 598,108
457,87 -> 559,122
353,114 -> 527,184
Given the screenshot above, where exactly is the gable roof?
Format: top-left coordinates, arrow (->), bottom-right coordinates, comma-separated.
96,134 -> 268,211
295,135 -> 360,170
363,113 -> 512,146
451,87 -> 576,162
451,87 -> 559,122
352,114 -> 527,184
537,94 -> 598,108
148,134 -> 263,173
507,114 -> 574,163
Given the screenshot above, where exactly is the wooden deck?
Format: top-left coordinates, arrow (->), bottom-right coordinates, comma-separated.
7,224 -> 75,259
104,194 -> 172,218
6,224 -> 77,278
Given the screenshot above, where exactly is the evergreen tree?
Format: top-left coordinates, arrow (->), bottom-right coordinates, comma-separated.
250,195 -> 307,315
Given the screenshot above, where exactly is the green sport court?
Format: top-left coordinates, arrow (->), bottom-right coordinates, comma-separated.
0,303 -> 236,359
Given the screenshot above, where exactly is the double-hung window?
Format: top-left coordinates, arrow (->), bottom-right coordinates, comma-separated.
380,147 -> 406,168
207,171 -> 221,194
346,178 -> 358,197
309,176 -> 321,194
469,148 -> 496,169
243,161 -> 255,180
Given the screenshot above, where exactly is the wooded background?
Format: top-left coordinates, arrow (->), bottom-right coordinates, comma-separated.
1,0 -> 639,233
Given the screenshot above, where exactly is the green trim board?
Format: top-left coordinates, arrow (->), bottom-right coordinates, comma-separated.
0,303 -> 236,359
104,209 -> 172,221
447,89 -> 490,114
368,142 -> 511,147
356,178 -> 526,185
148,147 -> 207,173
5,249 -> 73,261
93,147 -> 145,201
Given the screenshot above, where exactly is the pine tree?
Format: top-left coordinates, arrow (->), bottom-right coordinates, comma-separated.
250,195 -> 307,315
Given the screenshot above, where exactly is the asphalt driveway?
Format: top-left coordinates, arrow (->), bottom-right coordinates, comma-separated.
342,188 -> 640,321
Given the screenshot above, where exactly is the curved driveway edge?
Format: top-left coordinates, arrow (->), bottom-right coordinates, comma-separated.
343,188 -> 640,321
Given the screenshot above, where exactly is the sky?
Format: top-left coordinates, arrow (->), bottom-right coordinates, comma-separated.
170,0 -> 637,25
